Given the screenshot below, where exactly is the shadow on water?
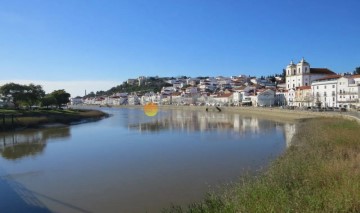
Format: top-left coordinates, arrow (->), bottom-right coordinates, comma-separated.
0,167 -> 91,213
0,163 -> 51,213
0,127 -> 93,212
0,127 -> 70,160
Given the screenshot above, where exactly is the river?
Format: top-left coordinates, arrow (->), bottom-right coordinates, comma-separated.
0,108 -> 296,213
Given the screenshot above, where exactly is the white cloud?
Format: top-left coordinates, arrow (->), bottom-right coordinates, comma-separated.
0,80 -> 119,97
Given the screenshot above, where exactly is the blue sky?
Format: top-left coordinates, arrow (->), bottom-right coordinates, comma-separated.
1,0 -> 359,96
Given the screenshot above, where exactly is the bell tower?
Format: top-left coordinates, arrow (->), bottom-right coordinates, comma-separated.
296,57 -> 310,75
286,60 -> 296,89
286,60 -> 296,76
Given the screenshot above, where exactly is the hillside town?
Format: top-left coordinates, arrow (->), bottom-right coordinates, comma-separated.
71,58 -> 359,110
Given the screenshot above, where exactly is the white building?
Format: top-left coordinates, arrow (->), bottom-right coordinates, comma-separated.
232,91 -> 242,106
161,86 -> 177,94
337,76 -> 360,109
275,89 -> 287,106
294,86 -> 313,107
255,89 -> 275,107
70,97 -> 83,105
310,75 -> 360,109
128,95 -> 141,105
185,87 -> 198,95
312,75 -> 340,108
213,93 -> 233,105
285,58 -> 336,90
140,92 -> 162,105
285,58 -> 336,106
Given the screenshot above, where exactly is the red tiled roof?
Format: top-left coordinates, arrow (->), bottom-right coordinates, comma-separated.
310,68 -> 336,75
297,86 -> 311,90
314,75 -> 341,81
214,93 -> 233,98
351,75 -> 360,79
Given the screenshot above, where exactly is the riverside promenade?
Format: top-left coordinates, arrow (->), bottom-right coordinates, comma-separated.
78,104 -> 360,123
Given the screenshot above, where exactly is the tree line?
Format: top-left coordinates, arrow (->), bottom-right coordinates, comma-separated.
0,83 -> 71,109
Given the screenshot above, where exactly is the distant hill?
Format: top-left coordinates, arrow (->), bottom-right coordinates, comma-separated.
84,77 -> 172,98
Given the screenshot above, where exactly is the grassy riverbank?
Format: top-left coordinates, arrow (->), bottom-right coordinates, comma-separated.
163,117 -> 360,212
0,109 -> 107,131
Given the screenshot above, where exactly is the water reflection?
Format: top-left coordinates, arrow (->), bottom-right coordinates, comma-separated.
128,110 -> 297,146
0,127 -> 71,160
283,123 -> 296,147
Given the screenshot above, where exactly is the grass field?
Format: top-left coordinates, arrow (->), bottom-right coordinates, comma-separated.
163,118 -> 360,213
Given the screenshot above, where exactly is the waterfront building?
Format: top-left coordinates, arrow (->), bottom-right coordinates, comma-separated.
293,86 -> 313,107
213,93 -> 233,105
128,95 -> 141,105
70,96 -> 83,105
285,58 -> 336,106
232,91 -> 242,106
275,89 -> 287,106
254,89 -> 275,107
337,76 -> 360,109
310,74 -> 360,109
311,75 -> 340,108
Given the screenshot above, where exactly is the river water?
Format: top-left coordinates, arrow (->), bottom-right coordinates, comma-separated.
0,108 -> 296,213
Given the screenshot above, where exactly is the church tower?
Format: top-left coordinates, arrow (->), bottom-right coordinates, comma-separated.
286,60 -> 296,89
286,58 -> 311,90
296,57 -> 310,75
286,60 -> 296,76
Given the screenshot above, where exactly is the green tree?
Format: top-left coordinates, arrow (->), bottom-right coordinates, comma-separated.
353,67 -> 360,75
0,83 -> 44,108
51,89 -> 71,108
24,84 -> 45,108
0,83 -> 27,107
40,94 -> 57,108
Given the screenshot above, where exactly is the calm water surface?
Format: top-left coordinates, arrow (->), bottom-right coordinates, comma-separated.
0,108 -> 296,213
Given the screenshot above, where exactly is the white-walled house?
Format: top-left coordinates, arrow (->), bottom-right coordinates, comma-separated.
353,75 -> 360,84
337,76 -> 360,109
286,88 -> 296,106
128,95 -> 141,105
312,75 -> 341,108
255,89 -> 275,107
169,92 -> 183,105
232,91 -> 242,106
140,92 -> 163,105
161,86 -> 177,94
186,78 -> 200,86
185,87 -> 198,95
213,93 -> 233,105
294,86 -> 313,107
275,89 -> 287,106
172,82 -> 184,89
70,97 -> 83,105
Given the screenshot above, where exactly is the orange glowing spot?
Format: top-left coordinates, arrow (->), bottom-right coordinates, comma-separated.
143,102 -> 158,117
